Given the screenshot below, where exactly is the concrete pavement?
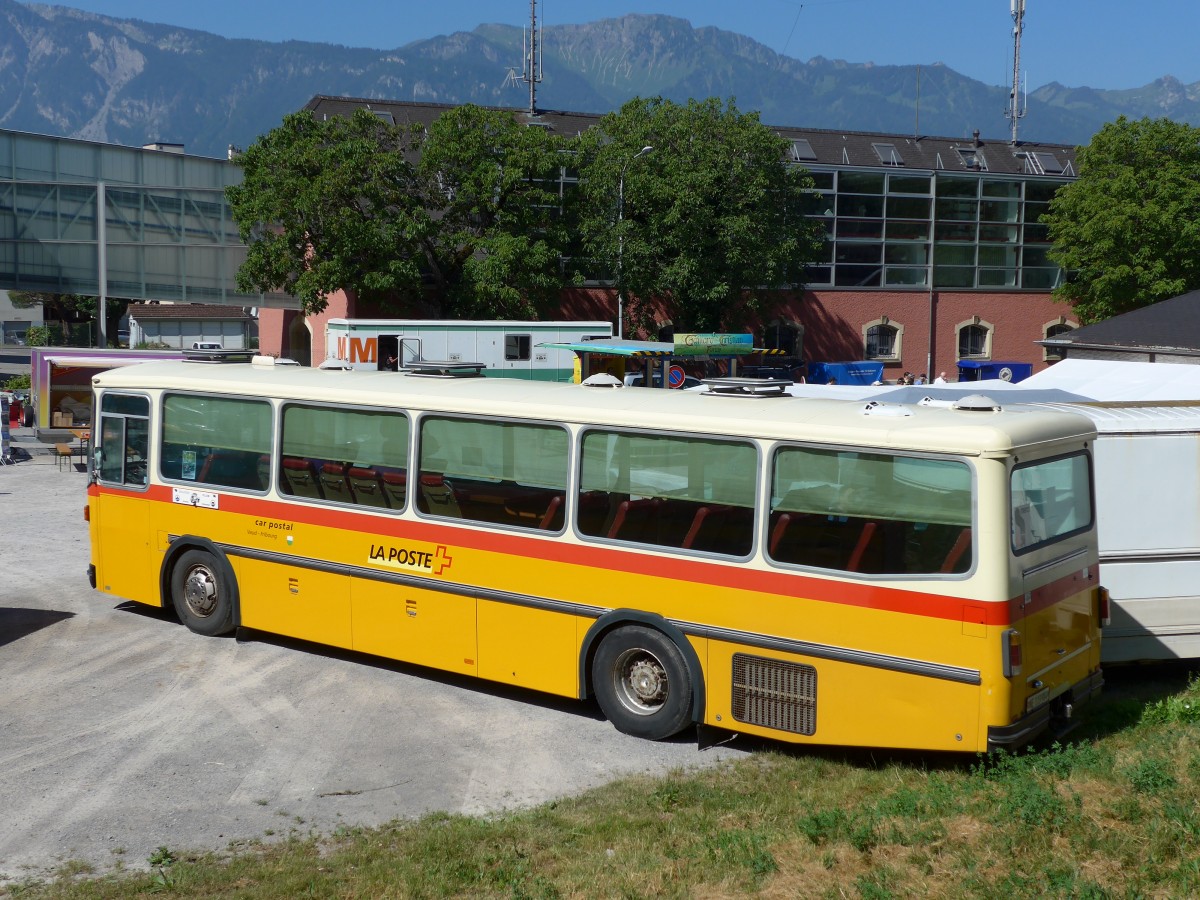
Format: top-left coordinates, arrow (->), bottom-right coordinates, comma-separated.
0,459 -> 748,885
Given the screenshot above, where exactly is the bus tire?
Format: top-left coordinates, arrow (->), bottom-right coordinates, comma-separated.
593,625 -> 693,740
170,548 -> 236,637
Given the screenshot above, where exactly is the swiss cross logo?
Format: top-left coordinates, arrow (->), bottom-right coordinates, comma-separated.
433,545 -> 454,575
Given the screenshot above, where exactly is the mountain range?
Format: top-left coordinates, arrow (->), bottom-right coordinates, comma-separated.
1,0 -> 1197,160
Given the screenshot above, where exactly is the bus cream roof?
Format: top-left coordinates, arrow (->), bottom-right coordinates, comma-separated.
92,360 -> 1096,456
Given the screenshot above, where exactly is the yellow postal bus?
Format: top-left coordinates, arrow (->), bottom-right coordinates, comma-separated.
86,356 -> 1105,752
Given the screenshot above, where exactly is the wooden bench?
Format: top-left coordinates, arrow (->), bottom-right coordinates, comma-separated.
55,443 -> 74,471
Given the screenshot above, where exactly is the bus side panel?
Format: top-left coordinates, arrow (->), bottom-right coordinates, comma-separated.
703,640 -> 984,752
233,557 -> 353,650
352,580 -> 478,675
93,493 -> 157,605
477,600 -> 579,697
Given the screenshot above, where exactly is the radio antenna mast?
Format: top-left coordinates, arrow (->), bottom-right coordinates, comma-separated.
522,0 -> 543,115
1005,0 -> 1027,144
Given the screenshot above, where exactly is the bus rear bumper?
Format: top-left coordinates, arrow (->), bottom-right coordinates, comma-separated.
987,669 -> 1104,751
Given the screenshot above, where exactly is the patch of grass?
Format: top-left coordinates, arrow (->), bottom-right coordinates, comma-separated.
10,674 -> 1200,898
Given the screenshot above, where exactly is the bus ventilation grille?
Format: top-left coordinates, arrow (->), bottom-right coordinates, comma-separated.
731,653 -> 817,735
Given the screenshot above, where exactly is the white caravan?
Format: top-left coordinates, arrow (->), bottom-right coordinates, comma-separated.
838,360 -> 1200,663
324,319 -> 612,381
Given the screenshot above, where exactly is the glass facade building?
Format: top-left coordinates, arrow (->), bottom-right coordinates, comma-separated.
0,129 -> 291,307
802,169 -> 1067,292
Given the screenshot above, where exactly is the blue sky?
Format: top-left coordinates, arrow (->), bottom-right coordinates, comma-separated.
53,0 -> 1198,91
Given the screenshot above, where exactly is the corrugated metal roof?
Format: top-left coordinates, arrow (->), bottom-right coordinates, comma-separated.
128,304 -> 253,320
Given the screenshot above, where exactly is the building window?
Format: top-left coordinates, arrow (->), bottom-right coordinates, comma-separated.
1043,318 -> 1077,361
872,143 -> 904,166
957,320 -> 992,359
789,138 -> 817,162
864,318 -> 902,362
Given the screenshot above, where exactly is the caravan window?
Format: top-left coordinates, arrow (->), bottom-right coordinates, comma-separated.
505,334 -> 531,361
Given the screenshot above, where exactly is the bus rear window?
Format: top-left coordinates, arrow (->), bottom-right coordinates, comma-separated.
1011,452 -> 1093,553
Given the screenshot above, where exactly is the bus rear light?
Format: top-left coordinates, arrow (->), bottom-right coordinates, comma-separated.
1002,629 -> 1023,677
83,503 -> 90,522
1098,586 -> 1111,627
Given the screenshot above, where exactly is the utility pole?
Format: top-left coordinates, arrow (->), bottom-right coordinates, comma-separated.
522,0 -> 543,115
1006,0 -> 1026,144
616,147 -> 653,339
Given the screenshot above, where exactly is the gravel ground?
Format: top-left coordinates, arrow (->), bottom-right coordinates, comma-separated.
0,458 -> 748,885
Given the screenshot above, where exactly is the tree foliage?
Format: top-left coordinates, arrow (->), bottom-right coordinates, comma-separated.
230,99 -> 824,329
415,104 -> 571,318
1045,116 -> 1200,324
571,97 -> 825,333
228,105 -> 570,318
227,109 -> 430,315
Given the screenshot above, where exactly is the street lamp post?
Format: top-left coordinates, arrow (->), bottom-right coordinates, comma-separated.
616,146 -> 653,340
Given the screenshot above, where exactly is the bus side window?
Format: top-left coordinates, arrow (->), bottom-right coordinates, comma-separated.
162,394 -> 272,492
279,404 -> 410,511
417,416 -> 568,529
769,446 -> 973,576
577,429 -> 756,556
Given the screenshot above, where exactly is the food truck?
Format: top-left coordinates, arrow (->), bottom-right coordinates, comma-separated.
29,347 -> 184,432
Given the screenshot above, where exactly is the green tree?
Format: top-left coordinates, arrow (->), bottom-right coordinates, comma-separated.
1045,116 -> 1200,323
227,108 -> 431,316
570,97 -> 825,334
228,104 -> 571,319
416,104 -> 571,318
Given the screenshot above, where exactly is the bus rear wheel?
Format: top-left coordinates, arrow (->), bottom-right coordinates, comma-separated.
593,625 -> 693,740
170,549 -> 235,637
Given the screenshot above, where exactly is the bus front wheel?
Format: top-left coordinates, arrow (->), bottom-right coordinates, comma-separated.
593,625 -> 693,740
170,549 -> 235,637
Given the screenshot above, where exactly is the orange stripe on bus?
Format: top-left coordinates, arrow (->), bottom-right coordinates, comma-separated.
111,485 -> 1089,628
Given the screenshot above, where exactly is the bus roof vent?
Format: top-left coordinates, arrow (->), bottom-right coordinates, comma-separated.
581,373 -> 624,388
250,354 -> 299,367
401,360 -> 486,378
916,396 -> 958,408
702,377 -> 793,398
184,348 -> 258,364
861,401 -> 913,417
951,393 -> 1002,412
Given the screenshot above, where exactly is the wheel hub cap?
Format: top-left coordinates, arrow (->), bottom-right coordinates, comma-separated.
184,568 -> 218,617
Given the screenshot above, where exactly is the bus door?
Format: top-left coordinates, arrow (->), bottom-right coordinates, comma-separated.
90,393 -> 157,604
1010,452 -> 1100,714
